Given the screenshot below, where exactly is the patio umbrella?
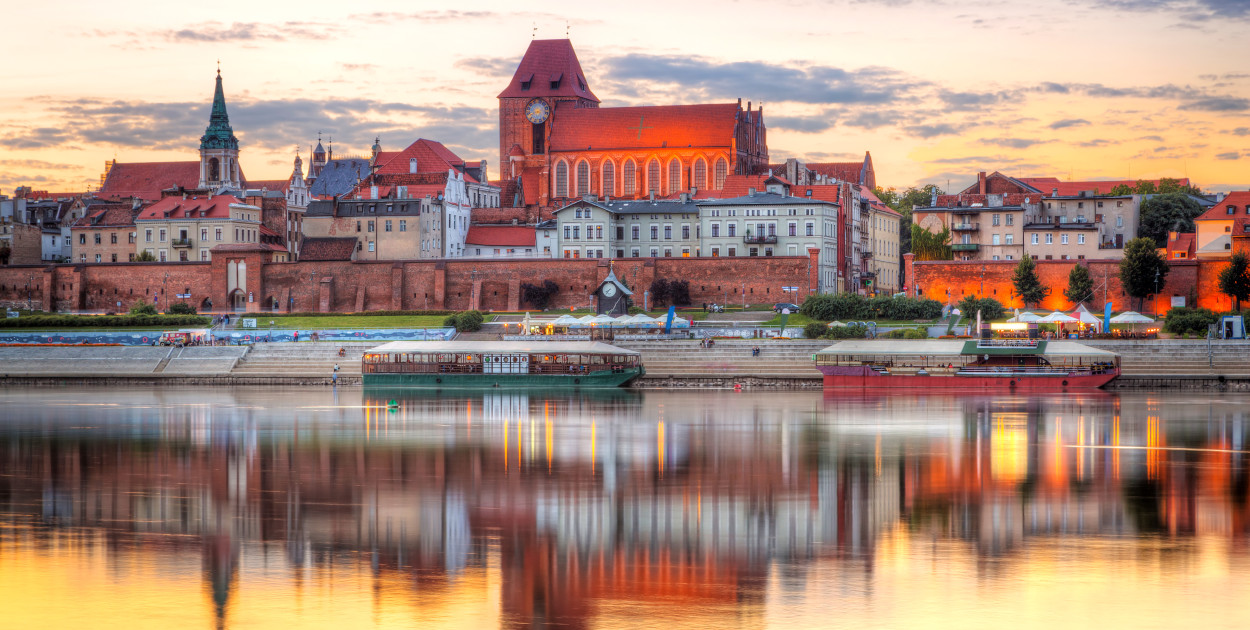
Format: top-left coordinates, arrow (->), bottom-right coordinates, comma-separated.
590,314 -> 616,324
551,314 -> 580,326
520,312 -> 532,335
1110,311 -> 1155,324
1039,311 -> 1078,323
1009,311 -> 1043,323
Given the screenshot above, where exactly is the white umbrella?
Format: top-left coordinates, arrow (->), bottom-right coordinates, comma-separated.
590,314 -> 616,324
1009,311 -> 1043,323
551,314 -> 580,326
1110,311 -> 1155,324
1039,311 -> 1078,323
520,312 -> 532,335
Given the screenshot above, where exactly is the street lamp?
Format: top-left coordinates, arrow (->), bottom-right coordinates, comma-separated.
1153,269 -> 1160,317
470,267 -> 478,309
26,273 -> 33,310
161,272 -> 169,311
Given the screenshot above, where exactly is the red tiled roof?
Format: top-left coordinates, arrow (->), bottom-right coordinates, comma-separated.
1164,232 -> 1196,258
465,225 -> 536,247
807,162 -> 863,184
789,185 -> 843,205
498,39 -> 598,102
520,167 -> 541,206
136,194 -> 243,221
1196,190 -> 1250,221
508,143 -> 525,157
491,179 -> 522,207
72,202 -> 139,229
299,237 -> 357,261
247,179 -> 291,193
548,103 -> 740,152
1019,177 -> 1191,197
375,139 -> 478,182
933,193 -> 1040,207
258,225 -> 282,237
99,161 -> 201,201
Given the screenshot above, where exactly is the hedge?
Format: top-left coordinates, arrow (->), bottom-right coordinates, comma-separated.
1163,307 -> 1222,336
956,296 -> 1006,321
264,309 -> 457,317
0,314 -> 211,328
800,293 -> 942,322
444,310 -> 485,332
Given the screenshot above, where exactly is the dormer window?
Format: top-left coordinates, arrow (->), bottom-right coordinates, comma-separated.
1228,205 -> 1237,215
519,73 -> 533,91
550,73 -> 562,89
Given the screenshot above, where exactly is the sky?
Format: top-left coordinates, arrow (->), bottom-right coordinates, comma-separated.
3,0 -> 1249,195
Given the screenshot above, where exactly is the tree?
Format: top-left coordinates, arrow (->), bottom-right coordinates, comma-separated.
521,280 -> 560,310
1119,237 -> 1169,312
167,302 -> 197,315
875,183 -> 943,256
1063,264 -> 1094,306
1218,251 -> 1250,312
910,224 -> 952,261
668,280 -> 691,306
1012,256 -> 1049,308
1139,193 -> 1205,246
134,251 -> 157,262
647,278 -> 671,307
129,299 -> 157,315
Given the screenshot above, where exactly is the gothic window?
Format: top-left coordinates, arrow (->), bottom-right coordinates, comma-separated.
623,160 -> 636,195
713,158 -> 727,189
602,161 -> 615,197
576,161 -> 589,197
668,159 -> 681,195
209,157 -> 220,181
647,159 -> 660,195
693,158 -> 707,190
555,160 -> 569,197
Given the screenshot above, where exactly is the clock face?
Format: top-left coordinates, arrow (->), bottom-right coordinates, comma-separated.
602,283 -> 617,298
525,99 -> 550,124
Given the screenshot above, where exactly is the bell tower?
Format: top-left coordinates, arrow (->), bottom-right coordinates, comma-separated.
497,39 -> 599,170
198,68 -> 242,191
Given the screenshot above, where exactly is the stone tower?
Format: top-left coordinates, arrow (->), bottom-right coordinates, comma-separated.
198,69 -> 242,190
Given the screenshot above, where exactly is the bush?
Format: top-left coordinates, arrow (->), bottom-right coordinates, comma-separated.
801,293 -> 942,321
129,300 -> 158,315
824,323 -> 869,339
167,302 -> 197,315
956,296 -> 1006,321
268,310 -> 456,317
444,310 -> 484,332
521,280 -> 560,310
803,322 -> 829,339
1164,307 -> 1221,336
882,328 -> 928,339
0,314 -> 210,329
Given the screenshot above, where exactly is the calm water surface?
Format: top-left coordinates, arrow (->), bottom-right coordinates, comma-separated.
2,386 -> 1250,628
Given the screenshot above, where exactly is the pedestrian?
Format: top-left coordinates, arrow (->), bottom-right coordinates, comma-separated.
294,330 -> 299,342
331,369 -> 337,385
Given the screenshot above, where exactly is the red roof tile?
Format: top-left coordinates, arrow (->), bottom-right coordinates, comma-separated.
72,202 -> 140,229
299,237 -> 357,261
246,179 -> 291,193
807,162 -> 863,184
99,161 -> 201,201
1164,232 -> 1196,258
465,225 -> 536,247
1019,177 -> 1191,197
1196,190 -> 1250,221
136,194 -> 244,221
548,103 -> 740,152
375,138 -> 478,182
497,39 -> 598,102
520,167 -> 541,206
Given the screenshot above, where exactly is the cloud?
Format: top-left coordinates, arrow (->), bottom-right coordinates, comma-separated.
840,109 -> 910,129
1216,151 -> 1241,160
904,123 -> 964,138
1087,0 -> 1250,20
340,63 -> 377,73
1078,139 -> 1119,147
0,159 -> 78,170
0,127 -> 73,150
769,114 -> 837,133
938,89 -> 1017,111
455,56 -> 516,78
1179,97 -> 1250,111
980,137 -> 1051,149
1235,127 -> 1250,136
350,10 -> 498,24
1137,135 -> 1165,142
1049,118 -> 1090,129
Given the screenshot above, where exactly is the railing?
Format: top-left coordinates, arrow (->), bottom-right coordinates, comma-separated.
951,243 -> 979,251
743,235 -> 777,244
977,339 -> 1040,348
171,238 -> 193,248
957,365 -> 1116,376
952,223 -> 980,231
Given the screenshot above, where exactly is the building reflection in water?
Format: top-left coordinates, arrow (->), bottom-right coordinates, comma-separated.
1,387 -> 1250,627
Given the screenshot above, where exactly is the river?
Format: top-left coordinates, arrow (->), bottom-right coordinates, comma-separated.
1,386 -> 1249,628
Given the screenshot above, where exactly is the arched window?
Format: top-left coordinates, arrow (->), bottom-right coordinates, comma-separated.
693,158 -> 707,190
602,161 -> 616,198
576,160 -> 589,197
647,159 -> 660,195
622,160 -> 636,196
208,157 -> 220,181
555,161 -> 569,197
668,159 -> 682,195
713,157 -> 728,190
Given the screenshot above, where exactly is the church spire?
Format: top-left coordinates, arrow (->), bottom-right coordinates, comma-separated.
200,70 -> 239,151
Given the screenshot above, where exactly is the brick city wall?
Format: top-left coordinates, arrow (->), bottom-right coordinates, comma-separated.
0,250 -> 817,313
905,254 -> 1226,313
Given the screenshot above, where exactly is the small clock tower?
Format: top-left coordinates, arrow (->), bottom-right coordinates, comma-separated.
594,265 -> 633,316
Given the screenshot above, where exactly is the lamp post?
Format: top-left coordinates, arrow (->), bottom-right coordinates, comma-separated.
980,264 -> 985,298
1153,269 -> 1160,317
470,267 -> 478,310
161,272 -> 169,311
741,282 -> 746,310
26,273 -> 33,310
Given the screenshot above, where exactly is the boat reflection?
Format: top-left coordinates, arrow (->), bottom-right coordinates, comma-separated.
1,388 -> 1250,627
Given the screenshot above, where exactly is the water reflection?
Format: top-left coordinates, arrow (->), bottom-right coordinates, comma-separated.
2,387 -> 1250,627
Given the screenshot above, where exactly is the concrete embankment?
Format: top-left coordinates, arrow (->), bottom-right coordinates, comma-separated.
1,338 -> 1248,389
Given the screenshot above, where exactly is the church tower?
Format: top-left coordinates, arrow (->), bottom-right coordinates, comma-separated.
310,139 -> 326,178
497,39 -> 599,171
198,69 -> 242,190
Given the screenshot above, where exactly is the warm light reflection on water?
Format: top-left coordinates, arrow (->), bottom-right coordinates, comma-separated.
2,387 -> 1250,628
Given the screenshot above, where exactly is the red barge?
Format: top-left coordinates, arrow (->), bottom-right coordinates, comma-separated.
814,339 -> 1120,390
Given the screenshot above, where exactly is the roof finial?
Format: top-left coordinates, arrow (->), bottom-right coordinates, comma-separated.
566,20 -> 569,38
532,22 -> 537,39
216,59 -> 220,76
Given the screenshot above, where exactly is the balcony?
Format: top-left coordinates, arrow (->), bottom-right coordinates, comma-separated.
743,235 -> 778,244
951,243 -> 980,252
860,249 -> 873,259
952,222 -> 980,231
171,238 -> 193,248
952,207 -> 983,215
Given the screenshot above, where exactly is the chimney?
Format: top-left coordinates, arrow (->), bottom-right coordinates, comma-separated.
370,185 -> 378,199
409,158 -> 418,174
1169,231 -> 1178,242
748,187 -> 756,196
978,172 -> 987,195
512,218 -> 518,225
679,192 -> 690,203
649,191 -> 655,202
1052,187 -> 1059,197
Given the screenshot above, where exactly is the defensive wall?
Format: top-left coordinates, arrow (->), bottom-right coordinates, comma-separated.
904,254 -> 1234,312
0,249 -> 818,313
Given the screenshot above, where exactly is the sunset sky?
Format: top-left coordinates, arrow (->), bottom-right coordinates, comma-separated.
4,0 -> 1248,195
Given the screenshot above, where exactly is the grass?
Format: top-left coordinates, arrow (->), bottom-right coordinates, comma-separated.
242,315 -> 454,329
528,309 -> 709,321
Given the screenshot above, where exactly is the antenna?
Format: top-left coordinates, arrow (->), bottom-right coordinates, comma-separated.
566,20 -> 569,38
532,22 -> 537,39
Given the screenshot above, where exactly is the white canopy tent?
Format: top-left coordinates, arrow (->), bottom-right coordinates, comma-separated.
1110,311 -> 1155,324
1008,311 -> 1044,323
1068,304 -> 1103,331
1039,311 -> 1079,324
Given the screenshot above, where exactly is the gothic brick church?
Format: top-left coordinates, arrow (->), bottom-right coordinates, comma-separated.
498,39 -> 769,210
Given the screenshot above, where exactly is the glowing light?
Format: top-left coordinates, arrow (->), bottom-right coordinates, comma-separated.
658,420 -> 665,477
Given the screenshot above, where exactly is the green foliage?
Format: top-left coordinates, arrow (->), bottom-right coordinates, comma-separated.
1139,193 -> 1206,246
647,278 -> 692,307
1064,264 -> 1095,306
167,302 -> 197,315
1119,237 -> 1169,311
0,314 -> 210,329
803,322 -> 829,339
134,251 -> 157,262
443,310 -> 484,332
956,295 -> 1006,320
129,299 -> 158,315
521,279 -> 560,310
800,293 -> 942,321
910,224 -> 952,261
1163,307 -> 1220,336
1218,251 -> 1250,312
1012,257 -> 1049,308
874,184 -> 943,256
824,323 -> 870,339
267,309 -> 456,317
882,328 -> 928,339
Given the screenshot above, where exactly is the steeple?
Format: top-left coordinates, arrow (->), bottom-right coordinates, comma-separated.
200,70 -> 239,151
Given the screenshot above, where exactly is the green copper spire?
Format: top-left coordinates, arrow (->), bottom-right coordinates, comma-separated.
200,69 -> 239,151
